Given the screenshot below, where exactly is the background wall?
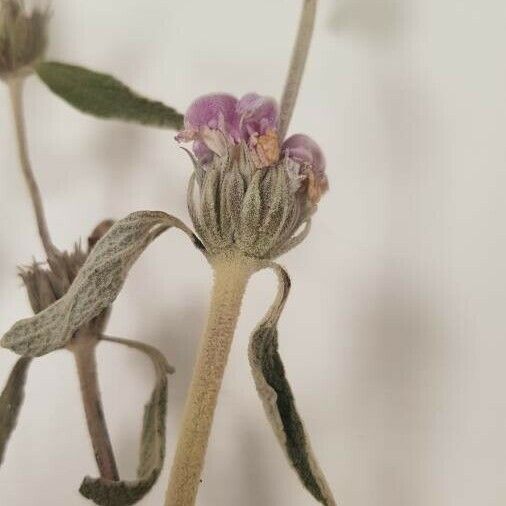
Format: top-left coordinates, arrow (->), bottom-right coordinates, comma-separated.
1,0 -> 506,504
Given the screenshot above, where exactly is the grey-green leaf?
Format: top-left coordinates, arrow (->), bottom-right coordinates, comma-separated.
79,336 -> 172,505
36,61 -> 184,130
248,264 -> 336,506
1,211 -> 200,357
0,357 -> 32,466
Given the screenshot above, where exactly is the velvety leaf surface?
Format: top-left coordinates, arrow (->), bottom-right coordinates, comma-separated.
36,62 -> 183,130
79,336 -> 172,505
0,357 -> 32,466
248,264 -> 336,506
1,211 -> 200,357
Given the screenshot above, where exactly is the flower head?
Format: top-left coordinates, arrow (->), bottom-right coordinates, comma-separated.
179,91 -> 328,259
0,0 -> 49,80
178,92 -> 327,194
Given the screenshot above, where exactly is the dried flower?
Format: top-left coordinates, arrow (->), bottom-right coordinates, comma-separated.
19,246 -> 86,314
0,0 -> 49,80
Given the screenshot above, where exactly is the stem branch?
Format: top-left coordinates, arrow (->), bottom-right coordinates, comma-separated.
279,0 -> 319,140
7,77 -> 59,259
71,331 -> 119,481
164,253 -> 258,506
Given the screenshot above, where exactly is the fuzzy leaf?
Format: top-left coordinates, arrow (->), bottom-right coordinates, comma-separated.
1,211 -> 201,357
79,336 -> 172,505
248,264 -> 336,506
0,357 -> 32,466
36,62 -> 184,130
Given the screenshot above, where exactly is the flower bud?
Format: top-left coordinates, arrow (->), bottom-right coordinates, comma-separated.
180,92 -> 327,259
0,0 -> 49,80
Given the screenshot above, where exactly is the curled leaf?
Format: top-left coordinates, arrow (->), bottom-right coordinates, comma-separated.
78,335 -> 172,505
1,211 -> 201,357
0,357 -> 32,466
36,62 -> 184,130
248,264 -> 336,506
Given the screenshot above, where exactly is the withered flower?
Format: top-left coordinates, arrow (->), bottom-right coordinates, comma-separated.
0,0 -> 49,80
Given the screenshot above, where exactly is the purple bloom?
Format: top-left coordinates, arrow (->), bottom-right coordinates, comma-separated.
176,93 -> 240,144
177,93 -> 328,203
177,92 -> 280,167
237,93 -> 278,138
282,134 -> 328,203
176,93 -> 240,162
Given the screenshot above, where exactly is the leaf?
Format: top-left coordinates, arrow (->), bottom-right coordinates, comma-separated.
36,61 -> 184,130
0,357 -> 32,466
79,336 -> 172,505
1,211 -> 202,357
248,264 -> 336,506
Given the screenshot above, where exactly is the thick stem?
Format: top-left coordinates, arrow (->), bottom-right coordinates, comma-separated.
278,0 -> 318,140
164,252 -> 258,506
7,77 -> 59,259
71,331 -> 119,481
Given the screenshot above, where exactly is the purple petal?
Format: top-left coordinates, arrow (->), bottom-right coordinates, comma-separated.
183,93 -> 239,137
237,93 -> 278,139
192,140 -> 214,165
282,134 -> 326,175
282,134 -> 328,202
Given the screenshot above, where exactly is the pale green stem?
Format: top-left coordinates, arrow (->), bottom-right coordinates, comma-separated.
164,252 -> 259,506
279,0 -> 319,140
7,77 -> 59,260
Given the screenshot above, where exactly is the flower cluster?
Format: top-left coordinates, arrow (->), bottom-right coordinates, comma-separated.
0,0 -> 49,79
177,92 -> 328,205
178,93 -> 329,259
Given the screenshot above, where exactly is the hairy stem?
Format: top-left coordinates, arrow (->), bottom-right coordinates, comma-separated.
7,77 -> 59,259
164,252 -> 258,506
279,0 -> 319,140
71,330 -> 119,481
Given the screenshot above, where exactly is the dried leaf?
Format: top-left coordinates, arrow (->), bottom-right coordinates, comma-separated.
79,336 -> 172,505
2,211 -> 201,357
248,264 -> 336,506
36,62 -> 184,130
0,357 -> 32,466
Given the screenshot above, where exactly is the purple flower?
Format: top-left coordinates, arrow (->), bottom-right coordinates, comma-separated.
237,93 -> 278,138
177,92 -> 280,167
176,94 -> 240,160
177,93 -> 239,141
177,93 -> 328,203
282,134 -> 328,203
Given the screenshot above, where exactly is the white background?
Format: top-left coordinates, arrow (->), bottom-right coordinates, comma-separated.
1,0 -> 506,504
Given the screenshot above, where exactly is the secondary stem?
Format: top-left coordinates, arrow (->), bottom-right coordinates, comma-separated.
164,252 -> 258,506
7,77 -> 59,260
71,330 -> 119,481
279,0 -> 319,140
7,76 -> 119,481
